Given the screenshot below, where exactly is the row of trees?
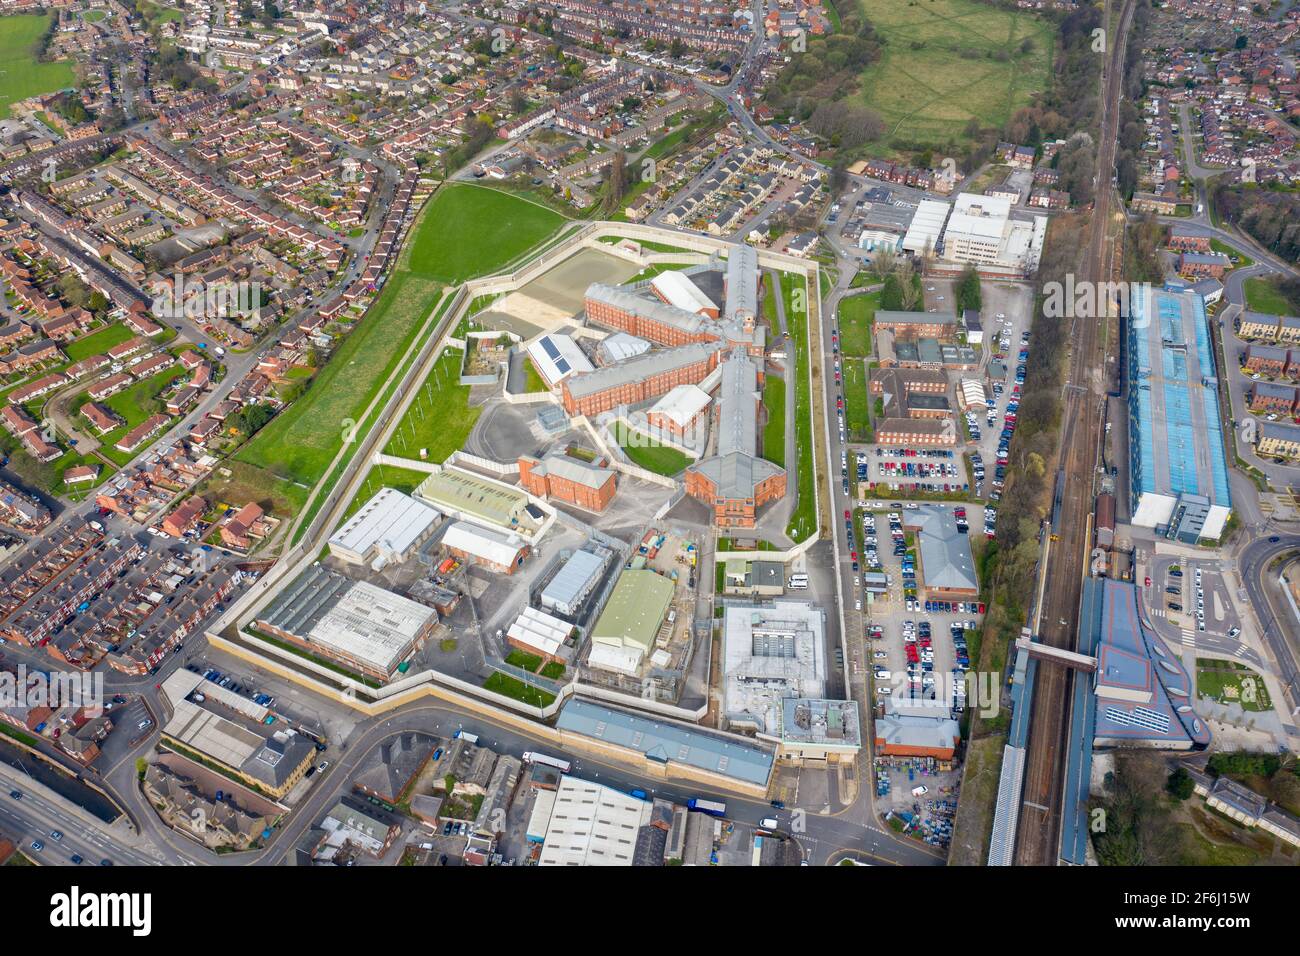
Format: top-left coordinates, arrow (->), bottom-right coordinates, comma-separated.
1213,185 -> 1300,264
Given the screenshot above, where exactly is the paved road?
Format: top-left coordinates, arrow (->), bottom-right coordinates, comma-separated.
1237,534 -> 1300,719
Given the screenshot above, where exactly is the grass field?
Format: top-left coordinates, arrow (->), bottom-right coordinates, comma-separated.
838,290 -> 878,357
65,322 -> 149,362
0,15 -> 76,119
94,365 -> 185,466
237,273 -> 443,486
613,421 -> 692,476
483,672 -> 556,708
856,0 -> 1053,152
383,348 -> 481,462
842,358 -> 871,442
776,271 -> 817,542
762,375 -> 786,468
1244,276 -> 1300,316
403,183 -> 565,283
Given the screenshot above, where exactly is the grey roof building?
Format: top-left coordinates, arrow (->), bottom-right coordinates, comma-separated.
555,698 -> 775,787
906,505 -> 979,594
686,348 -> 785,505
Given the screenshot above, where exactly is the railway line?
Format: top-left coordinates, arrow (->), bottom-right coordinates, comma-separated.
1013,0 -> 1135,865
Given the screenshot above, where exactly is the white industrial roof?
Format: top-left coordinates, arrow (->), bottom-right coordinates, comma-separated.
649,383 -> 711,428
586,641 -> 644,676
307,579 -> 434,673
598,332 -> 651,363
526,333 -> 594,387
652,270 -> 718,315
537,775 -> 653,866
328,487 -> 441,563
507,606 -> 571,658
442,520 -> 526,567
902,199 -> 951,254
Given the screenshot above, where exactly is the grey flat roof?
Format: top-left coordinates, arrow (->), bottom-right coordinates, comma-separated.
908,506 -> 978,592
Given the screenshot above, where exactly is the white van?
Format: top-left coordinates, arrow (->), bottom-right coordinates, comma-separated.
788,575 -> 808,590
759,817 -> 779,830
911,785 -> 929,797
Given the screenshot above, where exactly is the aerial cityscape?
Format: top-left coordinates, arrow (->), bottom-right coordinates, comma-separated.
0,0 -> 1294,898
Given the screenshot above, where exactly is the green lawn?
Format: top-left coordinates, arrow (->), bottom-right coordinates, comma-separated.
403,183 -> 565,283
383,348 -> 482,462
1196,660 -> 1273,713
855,0 -> 1054,152
1244,277 -> 1299,316
776,271 -> 817,542
613,421 -> 692,476
838,290 -> 878,357
483,672 -> 556,708
522,355 -> 548,393
0,15 -> 77,119
762,374 -> 786,468
843,358 -> 870,442
237,273 -> 443,486
1210,239 -> 1251,270
64,322 -> 144,362
506,649 -> 543,672
94,365 -> 186,465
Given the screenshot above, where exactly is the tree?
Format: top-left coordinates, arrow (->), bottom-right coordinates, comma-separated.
870,247 -> 897,280
1166,767 -> 1194,801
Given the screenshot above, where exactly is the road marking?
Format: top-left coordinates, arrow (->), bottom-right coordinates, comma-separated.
1182,628 -> 1196,648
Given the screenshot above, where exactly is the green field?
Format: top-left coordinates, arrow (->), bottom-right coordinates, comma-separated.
94,365 -> 185,465
613,421 -> 692,476
65,322 -> 145,363
236,273 -> 443,486
837,290 -> 878,357
775,271 -> 817,542
842,358 -> 871,442
0,15 -> 77,118
403,183 -> 565,283
762,375 -> 786,467
383,348 -> 481,462
1244,277 -> 1300,316
856,0 -> 1053,151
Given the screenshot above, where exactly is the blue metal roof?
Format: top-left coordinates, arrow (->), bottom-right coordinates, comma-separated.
555,698 -> 774,787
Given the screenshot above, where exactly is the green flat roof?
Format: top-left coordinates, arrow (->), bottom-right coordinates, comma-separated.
591,569 -> 674,653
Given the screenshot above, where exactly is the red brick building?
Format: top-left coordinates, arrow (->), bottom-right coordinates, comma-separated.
518,452 -> 617,512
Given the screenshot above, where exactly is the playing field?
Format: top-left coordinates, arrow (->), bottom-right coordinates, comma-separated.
857,0 -> 1053,151
0,15 -> 77,118
403,183 -> 566,283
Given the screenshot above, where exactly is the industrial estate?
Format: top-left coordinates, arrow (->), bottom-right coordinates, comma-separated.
0,0 -> 1295,896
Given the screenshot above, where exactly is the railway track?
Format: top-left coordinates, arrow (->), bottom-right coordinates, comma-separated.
1013,0 -> 1135,866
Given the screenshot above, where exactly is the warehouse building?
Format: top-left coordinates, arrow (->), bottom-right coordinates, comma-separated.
440,521 -> 530,574
255,564 -> 436,681
586,568 -> 675,675
533,775 -> 655,866
1127,283 -> 1231,542
327,488 -> 442,567
901,198 -> 950,256
874,697 -> 962,760
651,270 -> 719,317
415,467 -> 541,537
779,698 -> 863,764
555,698 -> 775,790
540,547 -> 610,618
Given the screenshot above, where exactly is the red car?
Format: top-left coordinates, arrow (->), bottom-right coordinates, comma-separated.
1144,576 -> 1151,588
